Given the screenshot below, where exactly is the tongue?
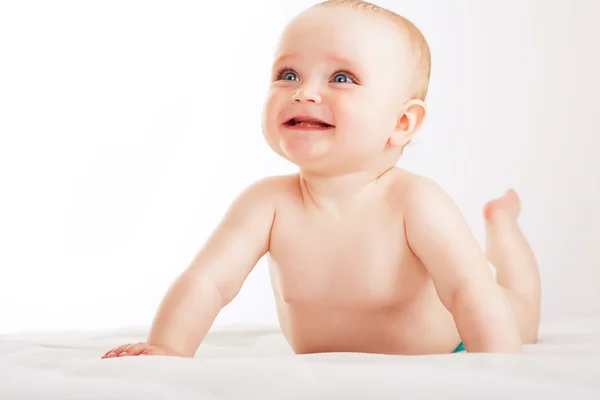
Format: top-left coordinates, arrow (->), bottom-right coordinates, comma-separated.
295,121 -> 330,129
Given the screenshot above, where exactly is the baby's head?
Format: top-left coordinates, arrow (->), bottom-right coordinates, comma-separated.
262,0 -> 431,175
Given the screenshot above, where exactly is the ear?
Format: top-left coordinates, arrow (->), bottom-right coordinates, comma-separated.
389,99 -> 427,147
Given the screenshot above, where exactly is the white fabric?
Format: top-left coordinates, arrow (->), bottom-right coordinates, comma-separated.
2,317 -> 600,399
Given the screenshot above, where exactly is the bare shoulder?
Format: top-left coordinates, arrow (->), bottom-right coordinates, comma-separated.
210,174 -> 298,255
386,168 -> 468,249
244,174 -> 299,196
232,174 -> 299,209
386,168 -> 454,211
393,169 -> 480,273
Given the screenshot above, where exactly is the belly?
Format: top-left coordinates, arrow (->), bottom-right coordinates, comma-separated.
267,256 -> 461,355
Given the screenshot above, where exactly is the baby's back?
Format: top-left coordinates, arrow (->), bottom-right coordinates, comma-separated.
267,170 -> 462,355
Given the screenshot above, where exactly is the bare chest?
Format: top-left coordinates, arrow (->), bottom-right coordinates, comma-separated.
268,207 -> 419,306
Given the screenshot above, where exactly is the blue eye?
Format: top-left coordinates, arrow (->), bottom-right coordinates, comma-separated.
332,73 -> 352,83
282,71 -> 298,81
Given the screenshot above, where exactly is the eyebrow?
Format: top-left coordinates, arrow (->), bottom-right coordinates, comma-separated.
272,53 -> 296,67
325,55 -> 357,67
272,53 -> 359,70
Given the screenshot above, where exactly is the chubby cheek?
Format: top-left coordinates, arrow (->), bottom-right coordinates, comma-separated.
261,91 -> 285,147
333,99 -> 387,149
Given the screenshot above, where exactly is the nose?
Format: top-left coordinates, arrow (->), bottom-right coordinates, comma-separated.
292,84 -> 322,104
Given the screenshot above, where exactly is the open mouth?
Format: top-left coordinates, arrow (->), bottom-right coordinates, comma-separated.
283,116 -> 334,130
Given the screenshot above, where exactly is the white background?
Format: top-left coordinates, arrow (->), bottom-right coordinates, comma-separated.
0,0 -> 598,335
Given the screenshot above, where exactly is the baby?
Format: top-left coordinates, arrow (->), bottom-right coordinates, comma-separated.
103,0 -> 541,358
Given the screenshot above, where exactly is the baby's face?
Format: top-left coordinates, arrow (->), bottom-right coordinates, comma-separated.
262,6 -> 412,172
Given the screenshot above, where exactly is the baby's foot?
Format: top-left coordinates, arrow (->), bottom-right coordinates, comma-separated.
483,189 -> 521,223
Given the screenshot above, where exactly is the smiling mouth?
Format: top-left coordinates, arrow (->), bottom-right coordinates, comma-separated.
283,117 -> 334,130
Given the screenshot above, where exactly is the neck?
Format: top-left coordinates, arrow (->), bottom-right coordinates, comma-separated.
298,164 -> 396,211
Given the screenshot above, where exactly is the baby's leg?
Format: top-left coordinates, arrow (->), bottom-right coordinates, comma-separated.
483,189 -> 541,344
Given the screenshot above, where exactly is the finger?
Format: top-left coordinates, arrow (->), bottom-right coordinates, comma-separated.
106,344 -> 132,358
119,342 -> 151,356
141,346 -> 167,356
102,348 -> 117,359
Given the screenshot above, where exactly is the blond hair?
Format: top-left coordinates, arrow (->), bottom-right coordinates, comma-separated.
315,0 -> 431,101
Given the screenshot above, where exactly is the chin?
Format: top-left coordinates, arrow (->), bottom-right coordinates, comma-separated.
280,135 -> 334,165
264,126 -> 331,163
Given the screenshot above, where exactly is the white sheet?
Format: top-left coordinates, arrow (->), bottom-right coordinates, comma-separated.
2,317 -> 600,399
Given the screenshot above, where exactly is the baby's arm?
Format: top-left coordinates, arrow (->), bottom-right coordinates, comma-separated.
404,178 -> 522,353
143,178 -> 278,357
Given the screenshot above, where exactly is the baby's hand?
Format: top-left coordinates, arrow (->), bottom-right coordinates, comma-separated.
101,342 -> 171,359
